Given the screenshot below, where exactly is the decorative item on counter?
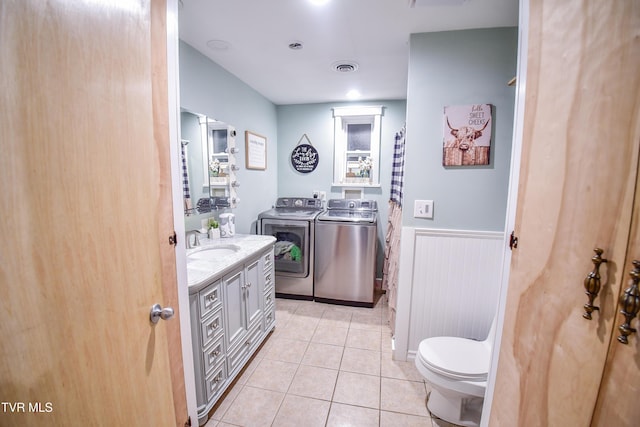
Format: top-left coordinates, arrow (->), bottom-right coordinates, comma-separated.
207,218 -> 220,239
209,158 -> 221,177
291,133 -> 319,173
219,213 -> 235,238
358,156 -> 373,178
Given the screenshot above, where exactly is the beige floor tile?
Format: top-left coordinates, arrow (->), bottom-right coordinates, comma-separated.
209,383 -> 241,421
271,394 -> 331,427
233,353 -> 262,385
340,347 -> 381,376
288,364 -> 338,401
350,312 -> 383,331
312,324 -> 349,346
381,377 -> 430,417
278,319 -> 317,341
380,410 -> 432,426
326,402 -> 380,427
301,342 -> 344,370
246,358 -> 299,392
381,356 -> 424,382
294,301 -> 328,317
345,328 -> 381,351
333,371 -> 380,409
221,385 -> 284,427
319,310 -> 352,329
262,337 -> 309,363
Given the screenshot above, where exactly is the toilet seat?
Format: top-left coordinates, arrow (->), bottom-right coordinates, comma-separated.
417,337 -> 490,381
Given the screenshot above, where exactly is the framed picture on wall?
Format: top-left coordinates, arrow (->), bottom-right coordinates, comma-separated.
245,130 -> 267,170
442,104 -> 492,166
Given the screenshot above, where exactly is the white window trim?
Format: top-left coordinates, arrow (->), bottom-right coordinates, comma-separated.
332,105 -> 383,187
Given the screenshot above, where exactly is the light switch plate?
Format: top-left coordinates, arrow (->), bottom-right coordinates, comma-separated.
414,200 -> 434,219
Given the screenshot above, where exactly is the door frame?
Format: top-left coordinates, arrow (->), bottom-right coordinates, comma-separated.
166,0 -> 198,423
480,0 -> 529,424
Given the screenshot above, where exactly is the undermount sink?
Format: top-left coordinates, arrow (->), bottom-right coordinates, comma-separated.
188,244 -> 241,260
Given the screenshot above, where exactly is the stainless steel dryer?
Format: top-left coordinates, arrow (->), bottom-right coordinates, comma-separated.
314,199 -> 378,307
258,197 -> 324,299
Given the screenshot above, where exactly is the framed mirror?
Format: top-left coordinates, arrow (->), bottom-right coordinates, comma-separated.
180,109 -> 238,219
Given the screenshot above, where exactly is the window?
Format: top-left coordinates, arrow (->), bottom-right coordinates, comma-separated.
332,106 -> 383,186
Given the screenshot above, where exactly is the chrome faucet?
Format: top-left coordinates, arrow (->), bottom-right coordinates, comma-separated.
185,229 -> 203,249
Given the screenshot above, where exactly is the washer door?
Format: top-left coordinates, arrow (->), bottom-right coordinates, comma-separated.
260,219 -> 310,278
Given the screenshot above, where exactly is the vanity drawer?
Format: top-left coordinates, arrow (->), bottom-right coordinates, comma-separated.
199,280 -> 222,319
264,290 -> 275,309
227,323 -> 264,377
201,308 -> 224,348
205,362 -> 227,402
264,270 -> 274,291
264,305 -> 275,331
262,250 -> 273,272
203,334 -> 225,376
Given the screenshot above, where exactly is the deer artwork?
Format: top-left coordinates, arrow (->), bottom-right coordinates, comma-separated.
443,115 -> 491,166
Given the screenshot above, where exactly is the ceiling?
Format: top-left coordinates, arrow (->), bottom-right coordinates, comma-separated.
178,0 -> 519,105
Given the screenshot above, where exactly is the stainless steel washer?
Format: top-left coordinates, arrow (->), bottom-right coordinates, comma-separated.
258,197 -> 324,299
314,199 -> 378,307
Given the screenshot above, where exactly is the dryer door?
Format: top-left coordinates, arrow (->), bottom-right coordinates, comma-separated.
260,219 -> 310,278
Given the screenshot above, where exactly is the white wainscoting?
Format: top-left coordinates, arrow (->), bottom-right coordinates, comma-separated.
393,228 -> 505,361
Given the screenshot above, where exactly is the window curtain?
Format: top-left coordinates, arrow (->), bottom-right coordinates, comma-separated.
382,125 -> 405,334
181,140 -> 193,212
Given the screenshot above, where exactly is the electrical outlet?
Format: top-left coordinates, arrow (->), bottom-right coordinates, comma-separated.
312,190 -> 327,200
414,200 -> 434,219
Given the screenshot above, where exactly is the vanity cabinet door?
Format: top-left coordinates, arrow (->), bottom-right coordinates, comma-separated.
245,258 -> 263,331
223,268 -> 247,352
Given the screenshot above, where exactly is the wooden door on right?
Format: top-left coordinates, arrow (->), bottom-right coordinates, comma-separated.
489,0 -> 640,425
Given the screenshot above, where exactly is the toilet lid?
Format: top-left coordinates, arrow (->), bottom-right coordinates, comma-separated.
418,337 -> 489,381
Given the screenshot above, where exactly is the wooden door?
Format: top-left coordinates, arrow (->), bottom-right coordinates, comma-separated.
0,1 -> 185,426
591,158 -> 640,425
489,0 -> 640,425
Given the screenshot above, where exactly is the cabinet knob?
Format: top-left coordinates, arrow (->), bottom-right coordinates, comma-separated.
617,260 -> 640,344
583,248 -> 608,320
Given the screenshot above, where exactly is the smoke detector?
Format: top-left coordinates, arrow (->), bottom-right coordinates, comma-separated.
332,61 -> 359,73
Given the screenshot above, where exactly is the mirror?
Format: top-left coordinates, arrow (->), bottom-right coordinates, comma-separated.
180,109 -> 238,219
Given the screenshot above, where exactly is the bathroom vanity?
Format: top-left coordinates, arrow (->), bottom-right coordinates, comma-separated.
187,234 -> 276,426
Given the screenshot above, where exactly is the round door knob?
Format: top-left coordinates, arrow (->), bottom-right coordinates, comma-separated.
149,304 -> 175,324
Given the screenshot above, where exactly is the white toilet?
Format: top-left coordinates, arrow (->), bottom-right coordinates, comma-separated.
414,317 -> 496,427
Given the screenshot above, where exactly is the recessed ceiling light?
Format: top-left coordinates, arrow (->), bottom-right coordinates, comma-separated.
346,90 -> 361,100
332,61 -> 359,73
309,0 -> 330,5
206,39 -> 231,51
288,41 -> 304,50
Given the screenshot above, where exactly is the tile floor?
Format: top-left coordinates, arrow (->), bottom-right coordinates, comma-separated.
204,296 -> 461,427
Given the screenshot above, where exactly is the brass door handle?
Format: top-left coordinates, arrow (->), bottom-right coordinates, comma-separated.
583,248 -> 608,319
617,260 -> 640,344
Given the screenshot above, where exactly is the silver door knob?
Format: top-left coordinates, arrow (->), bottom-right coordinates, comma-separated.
150,304 -> 175,324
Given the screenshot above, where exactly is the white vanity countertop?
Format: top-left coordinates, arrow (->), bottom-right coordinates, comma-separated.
187,234 -> 276,294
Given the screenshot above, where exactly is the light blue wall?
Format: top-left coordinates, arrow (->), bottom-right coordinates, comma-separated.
179,41 -> 278,234
276,101 -> 408,275
404,28 -> 518,231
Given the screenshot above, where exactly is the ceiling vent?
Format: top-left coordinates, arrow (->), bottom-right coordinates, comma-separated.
332,61 -> 359,73
409,0 -> 468,7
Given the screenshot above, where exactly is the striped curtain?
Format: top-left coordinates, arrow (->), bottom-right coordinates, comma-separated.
181,141 -> 193,212
383,125 -> 405,333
